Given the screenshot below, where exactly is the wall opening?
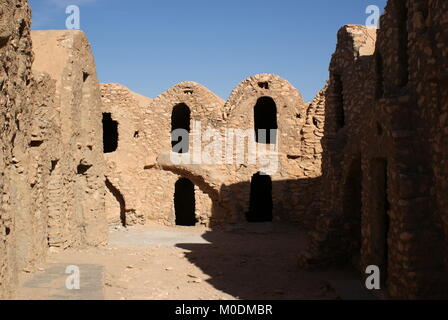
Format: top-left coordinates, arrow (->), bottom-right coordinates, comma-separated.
254,97 -> 278,144
343,158 -> 363,267
396,0 -> 409,87
333,74 -> 345,129
102,113 -> 118,153
83,72 -> 90,82
171,103 -> 191,153
247,173 -> 273,222
106,179 -> 126,227
371,158 -> 390,285
258,82 -> 269,89
174,178 -> 196,226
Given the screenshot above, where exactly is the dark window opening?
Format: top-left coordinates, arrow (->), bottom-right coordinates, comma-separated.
333,74 -> 345,129
247,173 -> 273,222
254,97 -> 277,144
371,158 -> 390,285
106,179 -> 126,227
396,1 -> 409,87
83,72 -> 90,82
134,131 -> 139,138
375,51 -> 384,99
77,163 -> 92,175
174,178 -> 196,226
171,103 -> 191,153
184,89 -> 194,95
29,140 -> 43,147
5,227 -> 10,236
18,20 -> 26,38
258,82 -> 269,89
0,36 -> 9,49
102,113 -> 118,153
50,160 -> 59,173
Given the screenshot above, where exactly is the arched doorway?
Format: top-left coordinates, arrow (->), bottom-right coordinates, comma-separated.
254,97 -> 277,144
171,103 -> 191,153
174,178 -> 196,226
247,173 -> 273,222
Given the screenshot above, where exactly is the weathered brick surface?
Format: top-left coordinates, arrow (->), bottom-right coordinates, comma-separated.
300,0 -> 448,299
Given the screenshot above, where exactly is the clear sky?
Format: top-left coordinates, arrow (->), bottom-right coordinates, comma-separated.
29,0 -> 387,102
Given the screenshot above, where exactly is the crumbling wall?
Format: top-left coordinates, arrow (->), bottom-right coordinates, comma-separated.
0,17 -> 107,298
31,30 -> 107,247
0,0 -> 34,299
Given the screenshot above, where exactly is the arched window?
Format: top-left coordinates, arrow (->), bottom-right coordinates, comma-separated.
174,178 -> 196,226
171,103 -> 191,153
254,97 -> 278,144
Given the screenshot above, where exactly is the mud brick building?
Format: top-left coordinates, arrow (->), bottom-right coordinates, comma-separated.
0,0 -> 447,299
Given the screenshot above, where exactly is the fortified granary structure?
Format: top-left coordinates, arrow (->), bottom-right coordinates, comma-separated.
1,0 -> 447,299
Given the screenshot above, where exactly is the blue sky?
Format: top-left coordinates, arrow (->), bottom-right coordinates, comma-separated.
29,0 -> 387,102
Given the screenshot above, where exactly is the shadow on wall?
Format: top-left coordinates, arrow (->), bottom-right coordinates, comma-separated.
105,179 -> 126,227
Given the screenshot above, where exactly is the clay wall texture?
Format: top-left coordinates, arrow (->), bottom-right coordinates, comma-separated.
0,2 -> 106,298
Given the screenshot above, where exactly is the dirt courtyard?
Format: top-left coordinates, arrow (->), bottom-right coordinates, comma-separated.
17,222 -> 374,300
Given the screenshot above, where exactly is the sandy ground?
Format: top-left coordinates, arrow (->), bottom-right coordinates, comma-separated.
17,222 -> 375,300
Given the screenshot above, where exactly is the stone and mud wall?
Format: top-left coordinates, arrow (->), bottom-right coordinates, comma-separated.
0,1 -> 106,298
300,0 -> 448,299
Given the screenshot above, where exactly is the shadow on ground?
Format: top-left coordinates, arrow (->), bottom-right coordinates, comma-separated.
176,222 -> 374,300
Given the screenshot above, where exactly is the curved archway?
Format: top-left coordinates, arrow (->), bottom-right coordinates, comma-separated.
174,178 -> 196,226
171,103 -> 191,153
247,172 -> 273,222
254,97 -> 277,144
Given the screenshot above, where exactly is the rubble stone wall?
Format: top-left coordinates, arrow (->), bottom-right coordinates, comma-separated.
300,0 -> 448,299
0,2 -> 107,298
